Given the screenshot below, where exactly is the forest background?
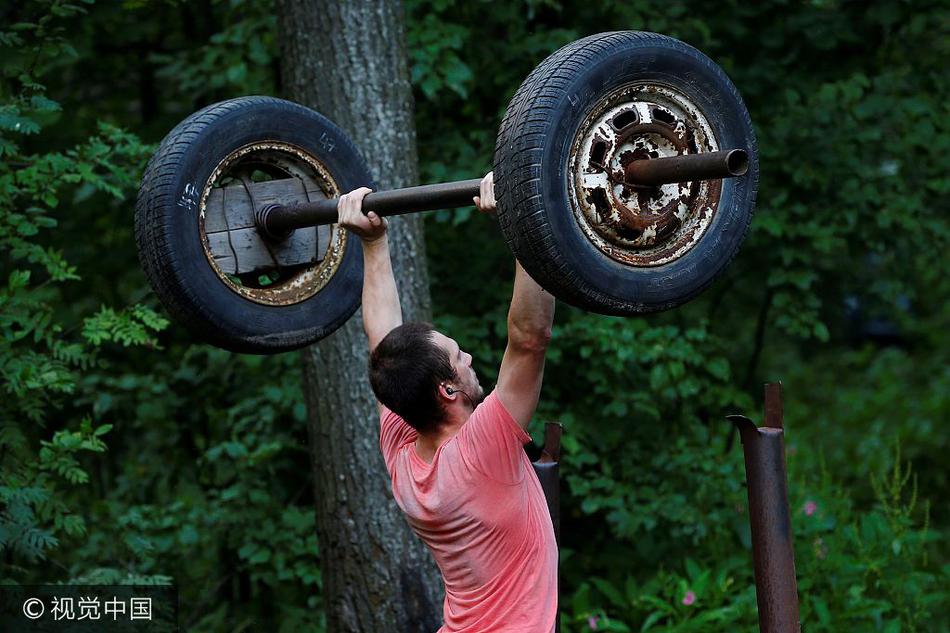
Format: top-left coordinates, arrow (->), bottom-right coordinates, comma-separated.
1,0 -> 947,631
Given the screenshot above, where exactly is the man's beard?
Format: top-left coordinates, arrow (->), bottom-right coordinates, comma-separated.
457,382 -> 486,408
472,383 -> 486,405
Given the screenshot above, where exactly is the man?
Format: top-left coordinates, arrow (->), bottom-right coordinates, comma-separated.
337,172 -> 558,632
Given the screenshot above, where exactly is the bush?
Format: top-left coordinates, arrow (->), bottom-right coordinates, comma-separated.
558,442 -> 947,633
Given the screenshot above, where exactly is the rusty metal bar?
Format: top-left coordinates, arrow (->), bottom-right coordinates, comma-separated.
531,421 -> 562,633
726,382 -> 801,633
625,149 -> 748,186
532,422 -> 562,544
256,178 -> 482,240
257,149 -> 749,241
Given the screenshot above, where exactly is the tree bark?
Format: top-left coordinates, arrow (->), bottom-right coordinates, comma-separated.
276,1 -> 442,631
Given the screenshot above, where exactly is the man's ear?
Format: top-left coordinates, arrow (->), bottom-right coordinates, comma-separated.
439,383 -> 457,400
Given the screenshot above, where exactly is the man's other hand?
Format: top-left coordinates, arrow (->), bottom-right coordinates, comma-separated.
338,187 -> 387,243
473,171 -> 496,214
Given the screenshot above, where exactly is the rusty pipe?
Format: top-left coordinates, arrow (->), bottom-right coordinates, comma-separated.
726,382 -> 801,633
624,149 -> 748,187
257,149 -> 748,241
257,178 -> 482,240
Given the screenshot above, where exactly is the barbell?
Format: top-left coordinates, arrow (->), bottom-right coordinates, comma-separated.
135,31 -> 758,353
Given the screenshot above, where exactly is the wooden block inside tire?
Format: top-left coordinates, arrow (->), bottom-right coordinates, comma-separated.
135,96 -> 371,353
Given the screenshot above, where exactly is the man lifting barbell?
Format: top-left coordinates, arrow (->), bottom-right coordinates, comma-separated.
132,29 -> 762,633
337,173 -> 558,633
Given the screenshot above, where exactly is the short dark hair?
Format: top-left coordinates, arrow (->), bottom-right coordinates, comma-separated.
369,322 -> 456,434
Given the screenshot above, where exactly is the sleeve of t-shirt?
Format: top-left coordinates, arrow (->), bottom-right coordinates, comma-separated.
379,406 -> 417,475
455,389 -> 531,484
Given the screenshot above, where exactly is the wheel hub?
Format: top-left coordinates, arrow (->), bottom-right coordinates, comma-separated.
569,83 -> 723,267
198,142 -> 349,306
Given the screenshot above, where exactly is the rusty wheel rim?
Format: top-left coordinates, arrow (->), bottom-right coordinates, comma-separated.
568,83 -> 723,267
198,142 -> 348,306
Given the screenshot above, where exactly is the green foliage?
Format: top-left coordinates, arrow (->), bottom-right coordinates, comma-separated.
149,0 -> 277,100
0,0 -> 163,570
1,1 -> 947,632
792,446 -> 940,632
558,446 -> 943,632
409,15 -> 473,99
0,417 -> 110,562
65,348 -> 324,631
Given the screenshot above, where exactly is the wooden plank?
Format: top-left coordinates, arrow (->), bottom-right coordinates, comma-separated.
205,178 -> 326,233
204,177 -> 330,274
208,224 -> 329,274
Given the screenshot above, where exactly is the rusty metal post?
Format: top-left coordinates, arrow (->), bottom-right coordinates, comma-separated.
532,422 -> 562,633
533,422 -> 562,543
726,382 -> 801,633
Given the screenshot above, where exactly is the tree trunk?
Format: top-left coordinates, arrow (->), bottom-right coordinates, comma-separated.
276,1 -> 442,631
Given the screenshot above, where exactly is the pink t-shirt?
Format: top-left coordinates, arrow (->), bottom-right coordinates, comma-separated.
380,390 -> 558,632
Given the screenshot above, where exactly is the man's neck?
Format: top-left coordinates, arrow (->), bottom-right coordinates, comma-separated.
416,401 -> 473,453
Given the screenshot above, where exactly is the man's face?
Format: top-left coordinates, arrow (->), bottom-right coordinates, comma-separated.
430,331 -> 484,404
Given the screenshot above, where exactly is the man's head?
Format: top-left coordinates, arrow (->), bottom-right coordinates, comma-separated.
369,322 -> 484,434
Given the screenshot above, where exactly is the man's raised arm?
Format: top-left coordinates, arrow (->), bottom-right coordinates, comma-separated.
495,261 -> 556,430
336,188 -> 402,352
476,170 -> 556,430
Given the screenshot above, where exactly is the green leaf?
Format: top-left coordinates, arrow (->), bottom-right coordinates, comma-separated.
591,577 -> 626,608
